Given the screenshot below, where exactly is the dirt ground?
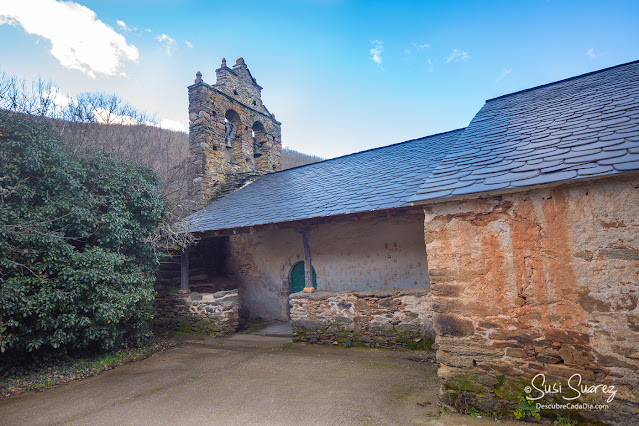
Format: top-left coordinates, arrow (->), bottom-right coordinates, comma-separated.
0,329 -> 524,425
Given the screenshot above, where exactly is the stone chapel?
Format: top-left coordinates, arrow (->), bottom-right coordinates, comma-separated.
175,58 -> 639,424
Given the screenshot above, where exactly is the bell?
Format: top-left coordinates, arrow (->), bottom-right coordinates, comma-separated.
224,121 -> 236,148
253,142 -> 262,157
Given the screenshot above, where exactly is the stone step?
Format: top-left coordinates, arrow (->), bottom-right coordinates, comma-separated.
190,274 -> 209,282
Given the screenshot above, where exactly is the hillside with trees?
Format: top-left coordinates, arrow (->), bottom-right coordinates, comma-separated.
282,147 -> 323,169
0,70 -> 322,219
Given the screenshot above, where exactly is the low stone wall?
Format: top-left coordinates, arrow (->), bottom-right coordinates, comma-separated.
154,289 -> 239,335
289,289 -> 433,349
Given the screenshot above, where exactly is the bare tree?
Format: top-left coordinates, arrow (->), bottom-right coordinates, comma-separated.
0,69 -> 323,221
0,70 -> 191,220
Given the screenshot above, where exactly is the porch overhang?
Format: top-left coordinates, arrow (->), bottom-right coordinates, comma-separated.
188,205 -> 425,239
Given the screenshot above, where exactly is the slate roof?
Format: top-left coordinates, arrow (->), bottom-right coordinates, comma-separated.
409,60 -> 639,202
182,60 -> 639,233
182,129 -> 463,233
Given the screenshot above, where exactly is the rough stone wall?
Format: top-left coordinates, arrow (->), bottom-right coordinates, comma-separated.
423,173 -> 638,424
214,58 -> 266,111
289,289 -> 434,349
154,289 -> 239,335
225,215 -> 429,321
187,58 -> 282,207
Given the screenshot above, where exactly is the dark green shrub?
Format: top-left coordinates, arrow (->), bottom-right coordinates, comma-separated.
0,113 -> 164,363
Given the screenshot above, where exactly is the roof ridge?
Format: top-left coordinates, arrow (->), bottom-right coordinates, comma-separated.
276,128 -> 466,175
485,59 -> 639,103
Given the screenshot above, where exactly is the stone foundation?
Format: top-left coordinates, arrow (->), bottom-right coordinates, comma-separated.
289,289 -> 434,349
423,174 -> 639,425
154,289 -> 239,335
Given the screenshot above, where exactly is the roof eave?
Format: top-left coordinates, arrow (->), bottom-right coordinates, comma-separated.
184,205 -> 426,238
408,170 -> 639,207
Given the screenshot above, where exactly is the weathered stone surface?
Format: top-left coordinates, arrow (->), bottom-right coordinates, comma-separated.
545,364 -> 595,381
424,174 -> 639,424
187,59 -> 282,208
154,289 -> 239,336
433,314 -> 474,337
504,347 -> 529,359
289,289 -> 433,349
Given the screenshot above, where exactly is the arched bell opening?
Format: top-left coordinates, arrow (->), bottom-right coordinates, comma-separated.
252,120 -> 267,158
224,109 -> 241,149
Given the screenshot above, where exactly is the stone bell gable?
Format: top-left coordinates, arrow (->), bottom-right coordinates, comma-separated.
187,57 -> 282,209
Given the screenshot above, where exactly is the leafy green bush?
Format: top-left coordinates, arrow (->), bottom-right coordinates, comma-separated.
513,395 -> 541,420
0,113 -> 165,363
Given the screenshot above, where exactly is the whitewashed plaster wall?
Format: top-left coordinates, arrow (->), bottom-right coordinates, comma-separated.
226,214 -> 429,320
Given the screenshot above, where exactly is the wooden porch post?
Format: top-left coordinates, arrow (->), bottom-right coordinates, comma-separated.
180,247 -> 190,290
301,230 -> 314,293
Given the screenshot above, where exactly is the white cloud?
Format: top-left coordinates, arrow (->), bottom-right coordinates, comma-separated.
586,48 -> 597,58
369,40 -> 383,66
496,68 -> 512,82
0,15 -> 18,26
446,49 -> 469,63
428,58 -> 434,72
0,0 -> 139,78
156,33 -> 175,55
116,19 -> 135,32
92,109 -> 187,133
405,42 -> 430,55
35,85 -> 71,116
93,107 -> 140,125
184,40 -> 193,48
158,119 -> 188,133
46,86 -> 71,108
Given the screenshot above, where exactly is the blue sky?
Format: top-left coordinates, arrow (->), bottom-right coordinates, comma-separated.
1,0 -> 638,158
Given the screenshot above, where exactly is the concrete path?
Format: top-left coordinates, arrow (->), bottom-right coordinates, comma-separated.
252,321 -> 293,337
0,329 -> 521,425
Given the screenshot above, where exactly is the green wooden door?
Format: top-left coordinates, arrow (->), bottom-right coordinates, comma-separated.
291,261 -> 317,293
